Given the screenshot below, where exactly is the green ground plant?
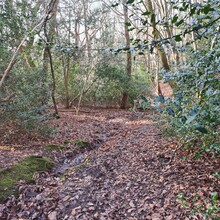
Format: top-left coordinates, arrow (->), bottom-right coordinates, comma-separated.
44,144 -> 65,151
0,156 -> 54,202
74,140 -> 91,151
177,192 -> 220,219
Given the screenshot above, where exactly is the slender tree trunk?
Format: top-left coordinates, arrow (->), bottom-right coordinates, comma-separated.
145,0 -> 171,93
159,0 -> 180,66
166,27 -> 180,65
146,26 -> 152,74
156,53 -> 162,95
61,54 -> 70,109
62,2 -> 72,109
82,0 -> 91,60
121,0 -> 132,109
43,0 -> 59,117
146,0 -> 170,71
191,0 -> 198,51
46,44 -> 59,117
75,18 -> 80,47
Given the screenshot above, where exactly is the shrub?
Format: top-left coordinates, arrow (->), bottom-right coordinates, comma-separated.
0,68 -> 53,137
160,44 -> 220,152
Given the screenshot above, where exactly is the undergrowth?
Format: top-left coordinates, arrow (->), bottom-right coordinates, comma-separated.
0,156 -> 54,202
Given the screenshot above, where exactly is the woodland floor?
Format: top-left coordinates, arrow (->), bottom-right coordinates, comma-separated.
0,108 -> 220,219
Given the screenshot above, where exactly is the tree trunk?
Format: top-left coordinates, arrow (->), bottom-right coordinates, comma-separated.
63,2 -> 71,109
43,0 -> 59,117
61,54 -> 70,109
121,0 -> 132,109
145,0 -> 173,92
82,0 -> 91,60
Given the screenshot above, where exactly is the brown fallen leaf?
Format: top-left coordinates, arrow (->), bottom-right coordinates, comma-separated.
48,211 -> 57,220
151,213 -> 162,220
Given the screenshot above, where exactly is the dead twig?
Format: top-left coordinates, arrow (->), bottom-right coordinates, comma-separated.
0,93 -> 16,103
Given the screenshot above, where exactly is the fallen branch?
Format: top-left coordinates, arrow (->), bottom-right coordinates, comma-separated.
0,93 -> 16,103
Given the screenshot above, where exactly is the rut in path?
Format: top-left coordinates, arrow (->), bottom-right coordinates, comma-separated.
1,109 -> 218,219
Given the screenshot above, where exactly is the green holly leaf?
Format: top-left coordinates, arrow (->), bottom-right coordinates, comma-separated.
142,11 -> 151,16
175,35 -> 182,42
127,0 -> 135,4
172,14 -> 178,23
194,124 -> 208,134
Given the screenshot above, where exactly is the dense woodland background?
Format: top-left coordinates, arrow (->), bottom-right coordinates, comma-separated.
1,0 -> 219,148
0,0 -> 220,218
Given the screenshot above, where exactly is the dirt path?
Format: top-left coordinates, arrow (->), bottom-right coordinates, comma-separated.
1,109 -> 220,219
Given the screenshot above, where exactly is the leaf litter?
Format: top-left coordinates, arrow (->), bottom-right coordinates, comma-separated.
0,108 -> 220,219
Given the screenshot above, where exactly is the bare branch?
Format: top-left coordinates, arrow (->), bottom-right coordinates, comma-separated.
0,3 -> 54,88
0,93 -> 16,103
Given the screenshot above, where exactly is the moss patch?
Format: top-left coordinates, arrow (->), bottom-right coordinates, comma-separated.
0,155 -> 54,202
44,144 -> 65,151
75,140 -> 91,151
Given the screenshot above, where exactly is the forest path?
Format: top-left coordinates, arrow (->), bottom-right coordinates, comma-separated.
1,109 -> 218,219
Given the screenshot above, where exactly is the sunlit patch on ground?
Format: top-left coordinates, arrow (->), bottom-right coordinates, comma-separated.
125,119 -> 153,125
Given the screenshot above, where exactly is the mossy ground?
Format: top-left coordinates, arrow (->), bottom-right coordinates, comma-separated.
75,140 -> 91,150
44,141 -> 91,152
44,144 -> 65,151
0,155 -> 54,202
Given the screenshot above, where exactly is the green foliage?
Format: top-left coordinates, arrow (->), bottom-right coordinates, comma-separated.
44,144 -> 65,151
177,192 -> 220,219
0,1 -> 53,136
142,1 -> 220,218
74,140 -> 91,151
55,54 -> 150,107
0,0 -> 39,47
123,0 -> 220,51
93,62 -> 128,105
0,68 -> 52,135
89,62 -> 149,106
56,62 -> 81,104
0,156 -> 54,201
160,43 -> 220,151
